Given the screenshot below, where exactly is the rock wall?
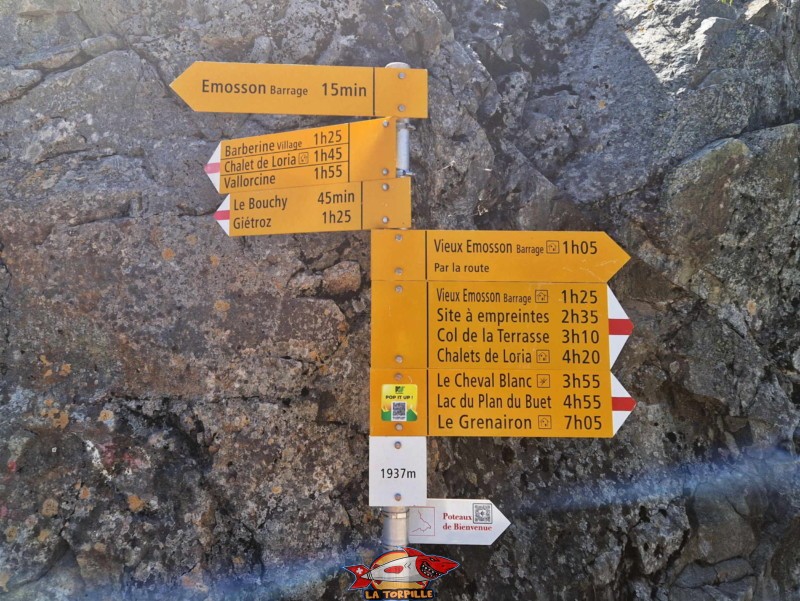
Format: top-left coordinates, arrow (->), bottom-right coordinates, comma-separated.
1,0 -> 799,599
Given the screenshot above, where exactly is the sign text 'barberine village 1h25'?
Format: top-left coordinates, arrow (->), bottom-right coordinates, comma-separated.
171,60 -> 636,595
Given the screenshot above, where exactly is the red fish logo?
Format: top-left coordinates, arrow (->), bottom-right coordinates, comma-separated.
344,547 -> 458,598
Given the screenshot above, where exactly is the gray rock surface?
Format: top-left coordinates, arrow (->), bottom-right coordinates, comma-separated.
1,0 -> 799,599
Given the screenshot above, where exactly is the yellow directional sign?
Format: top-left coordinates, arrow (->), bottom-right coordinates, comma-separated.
369,229 -> 636,438
214,178 -> 411,236
369,368 -> 628,438
171,62 -> 428,118
372,230 -> 630,283
428,368 -> 614,437
372,282 -> 610,371
206,118 -> 397,194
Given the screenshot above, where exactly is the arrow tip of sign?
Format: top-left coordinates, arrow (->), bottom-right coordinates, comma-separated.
612,405 -> 636,435
169,62 -> 202,103
214,196 -> 230,235
611,374 -> 637,435
205,144 -> 222,192
169,70 -> 188,100
599,232 -> 631,281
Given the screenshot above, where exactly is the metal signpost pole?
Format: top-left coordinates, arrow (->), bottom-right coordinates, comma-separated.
380,61 -> 413,551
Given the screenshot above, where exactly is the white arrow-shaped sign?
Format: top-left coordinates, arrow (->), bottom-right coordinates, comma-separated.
608,286 -> 633,367
408,498 -> 510,546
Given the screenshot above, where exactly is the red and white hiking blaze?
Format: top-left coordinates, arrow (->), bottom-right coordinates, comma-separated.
606,286 -> 636,434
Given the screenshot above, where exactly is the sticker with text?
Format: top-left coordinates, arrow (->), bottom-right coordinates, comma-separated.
344,547 -> 458,599
381,384 -> 418,422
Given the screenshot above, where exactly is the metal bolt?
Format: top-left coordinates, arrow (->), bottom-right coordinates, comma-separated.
383,120 -> 390,127
395,234 -> 403,241
395,267 -> 403,275
382,168 -> 390,176
395,355 -> 403,363
394,373 -> 403,381
394,493 -> 402,501
382,216 -> 390,224
394,441 -> 402,449
395,424 -> 403,431
382,183 -> 390,191
395,285 -> 403,293
398,72 -> 406,79
398,104 -> 406,112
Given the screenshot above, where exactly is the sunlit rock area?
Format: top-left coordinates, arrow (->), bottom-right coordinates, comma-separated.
1,0 -> 799,599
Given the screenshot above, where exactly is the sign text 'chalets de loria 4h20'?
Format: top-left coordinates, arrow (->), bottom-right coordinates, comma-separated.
369,230 -> 636,440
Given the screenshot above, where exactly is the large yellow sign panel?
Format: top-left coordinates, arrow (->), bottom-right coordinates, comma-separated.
372,230 -> 630,283
224,179 -> 411,236
210,118 -> 396,194
171,62 -> 428,118
369,229 -> 632,438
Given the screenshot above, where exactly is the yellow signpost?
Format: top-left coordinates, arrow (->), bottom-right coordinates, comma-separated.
171,62 -> 428,118
214,178 -> 411,236
369,230 -> 634,439
372,281 -> 611,371
206,118 -> 397,194
371,230 -> 631,283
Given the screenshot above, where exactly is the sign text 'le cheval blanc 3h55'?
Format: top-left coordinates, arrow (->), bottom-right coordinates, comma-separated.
207,118 -> 412,235
369,230 -> 636,440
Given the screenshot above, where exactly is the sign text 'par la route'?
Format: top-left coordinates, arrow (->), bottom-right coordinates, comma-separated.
171,62 -> 428,117
206,117 -> 398,195
369,230 -> 636,439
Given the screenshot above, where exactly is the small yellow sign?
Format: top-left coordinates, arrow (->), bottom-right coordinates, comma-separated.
208,118 -> 396,194
217,178 -> 411,236
371,230 -> 630,283
370,368 -> 619,438
372,281 -> 610,371
427,282 -> 609,370
171,62 -> 428,118
370,369 -> 427,437
428,368 -> 614,437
